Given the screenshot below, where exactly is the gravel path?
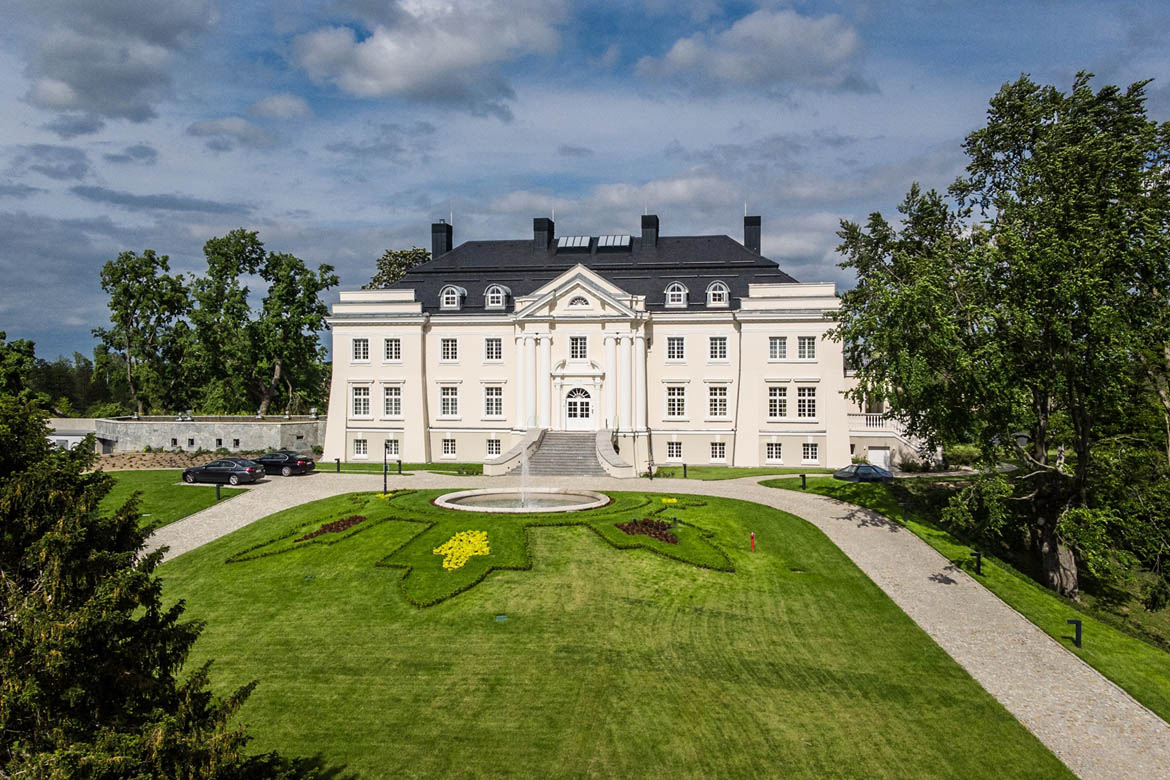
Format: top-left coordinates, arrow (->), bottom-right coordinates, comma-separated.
148,471 -> 1170,779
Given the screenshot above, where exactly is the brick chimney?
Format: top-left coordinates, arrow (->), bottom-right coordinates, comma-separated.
432,219 -> 453,258
533,217 -> 554,251
641,214 -> 659,248
744,215 -> 761,254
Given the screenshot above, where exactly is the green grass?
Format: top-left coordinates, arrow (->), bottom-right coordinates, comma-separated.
159,489 -> 1071,778
99,469 -> 244,528
323,461 -> 483,476
763,476 -> 1170,725
651,465 -> 835,480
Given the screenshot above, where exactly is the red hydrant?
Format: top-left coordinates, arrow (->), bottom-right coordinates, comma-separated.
750,531 -> 756,552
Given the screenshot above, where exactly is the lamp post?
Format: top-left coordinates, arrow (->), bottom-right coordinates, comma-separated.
383,440 -> 389,494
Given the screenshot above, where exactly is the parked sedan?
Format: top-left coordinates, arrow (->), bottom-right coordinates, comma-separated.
832,463 -> 895,483
255,450 -> 316,476
183,457 -> 265,486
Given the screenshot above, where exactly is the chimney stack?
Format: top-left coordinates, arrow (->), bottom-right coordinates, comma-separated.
533,217 -> 554,251
641,214 -> 659,248
744,215 -> 761,254
432,219 -> 453,258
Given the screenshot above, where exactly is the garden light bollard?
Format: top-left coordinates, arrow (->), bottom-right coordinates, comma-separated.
1067,618 -> 1083,648
334,458 -> 340,473
397,459 -> 402,474
801,473 -> 807,489
215,484 -> 221,501
750,532 -> 755,552
683,463 -> 687,479
970,551 -> 983,575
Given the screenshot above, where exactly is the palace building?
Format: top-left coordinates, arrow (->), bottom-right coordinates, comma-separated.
321,215 -> 915,475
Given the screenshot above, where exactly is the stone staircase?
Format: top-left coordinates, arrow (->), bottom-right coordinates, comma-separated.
517,431 -> 608,477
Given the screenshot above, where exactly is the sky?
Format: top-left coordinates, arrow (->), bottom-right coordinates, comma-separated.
0,0 -> 1167,360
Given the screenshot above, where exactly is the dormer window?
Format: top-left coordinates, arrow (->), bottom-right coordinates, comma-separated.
440,285 -> 465,310
568,295 -> 589,308
665,282 -> 688,308
484,284 -> 509,310
706,281 -> 729,307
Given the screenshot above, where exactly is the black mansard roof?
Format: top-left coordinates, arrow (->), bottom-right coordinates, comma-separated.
391,217 -> 799,314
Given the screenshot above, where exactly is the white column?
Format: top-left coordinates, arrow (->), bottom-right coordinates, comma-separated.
525,335 -> 537,428
514,335 -> 526,428
604,334 -> 617,430
634,332 -> 647,430
537,334 -> 551,428
618,335 -> 632,432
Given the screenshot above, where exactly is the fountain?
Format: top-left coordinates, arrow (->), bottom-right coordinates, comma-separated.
434,487 -> 610,513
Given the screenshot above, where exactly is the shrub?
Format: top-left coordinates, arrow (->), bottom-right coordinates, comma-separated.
944,443 -> 981,467
312,445 -> 324,456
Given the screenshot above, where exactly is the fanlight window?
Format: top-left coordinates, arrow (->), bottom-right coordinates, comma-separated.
567,388 -> 590,399
440,285 -> 463,310
665,282 -> 688,308
568,295 -> 589,308
485,284 -> 508,309
706,281 -> 729,307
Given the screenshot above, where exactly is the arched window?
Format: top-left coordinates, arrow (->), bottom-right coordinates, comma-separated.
484,284 -> 509,310
706,281 -> 729,307
664,282 -> 688,308
440,285 -> 464,310
568,295 -> 589,308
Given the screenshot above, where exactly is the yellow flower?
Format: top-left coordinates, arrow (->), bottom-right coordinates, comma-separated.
661,497 -> 678,504
433,530 -> 490,571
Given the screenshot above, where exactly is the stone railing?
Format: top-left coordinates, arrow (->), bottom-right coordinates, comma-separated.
595,429 -> 636,479
483,428 -> 545,476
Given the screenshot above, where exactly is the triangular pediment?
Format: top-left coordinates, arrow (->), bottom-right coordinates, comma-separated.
514,265 -> 639,320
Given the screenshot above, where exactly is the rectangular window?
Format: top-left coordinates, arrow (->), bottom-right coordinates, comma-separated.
766,442 -> 783,462
570,336 -> 587,360
386,439 -> 399,457
384,337 -> 401,361
352,338 -> 369,361
484,386 -> 503,417
215,438 -> 222,447
666,336 -> 685,361
232,438 -> 239,448
383,385 -> 401,416
354,438 -> 367,456
487,439 -> 501,456
769,336 -> 787,360
440,386 -> 459,417
352,385 -> 370,416
442,438 -> 456,456
484,337 -> 502,361
187,438 -> 194,448
710,441 -> 726,462
802,442 -> 819,463
797,386 -> 817,418
798,336 -> 817,360
171,438 -> 177,447
666,386 -> 686,418
667,441 -> 682,460
708,385 -> 728,417
768,386 -> 787,419
441,337 -> 458,362
709,336 -> 728,361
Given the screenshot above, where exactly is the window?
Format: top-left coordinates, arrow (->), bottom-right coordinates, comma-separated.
232,438 -> 240,448
568,295 -> 589,308
665,282 -> 688,307
570,336 -> 587,360
171,438 -> 177,447
666,441 -> 682,460
666,336 -> 685,361
384,337 -> 401,361
386,439 -> 399,456
487,439 -> 501,456
708,386 -> 728,417
484,337 -> 502,361
798,336 -> 817,360
352,385 -> 370,416
187,438 -> 194,448
440,286 -> 461,309
769,336 -> 787,360
441,338 -> 458,361
352,338 -> 369,361
802,442 -> 819,463
484,386 -> 503,417
710,441 -> 726,462
485,285 -> 507,309
768,386 -> 787,418
797,386 -> 817,418
666,386 -> 686,418
442,438 -> 456,457
706,281 -> 729,307
354,438 -> 368,456
440,386 -> 459,417
709,336 -> 727,361
767,442 -> 783,462
216,438 -> 222,447
384,386 -> 401,416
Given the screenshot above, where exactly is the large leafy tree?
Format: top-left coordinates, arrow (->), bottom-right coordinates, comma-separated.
0,330 -> 36,396
363,246 -> 429,289
834,73 -> 1170,598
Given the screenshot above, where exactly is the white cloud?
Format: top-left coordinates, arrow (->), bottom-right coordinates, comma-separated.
248,93 -> 312,119
186,117 -> 277,151
636,9 -> 867,92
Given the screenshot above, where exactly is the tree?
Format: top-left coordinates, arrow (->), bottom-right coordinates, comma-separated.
363,246 -> 429,289
0,331 -> 36,396
834,73 -> 1170,598
93,250 -> 193,415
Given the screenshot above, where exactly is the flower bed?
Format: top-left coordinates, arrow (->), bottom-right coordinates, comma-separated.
616,518 -> 678,545
296,515 -> 367,542
433,530 -> 490,571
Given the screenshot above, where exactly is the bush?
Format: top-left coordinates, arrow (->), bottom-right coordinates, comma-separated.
312,445 -> 324,456
898,456 -> 930,473
215,447 -> 230,455
142,445 -> 154,453
944,443 -> 981,467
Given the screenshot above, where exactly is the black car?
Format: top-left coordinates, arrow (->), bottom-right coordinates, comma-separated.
833,463 -> 895,483
183,457 -> 265,485
255,450 -> 316,476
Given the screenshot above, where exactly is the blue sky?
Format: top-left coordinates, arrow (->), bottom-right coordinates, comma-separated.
1,0 -> 1167,359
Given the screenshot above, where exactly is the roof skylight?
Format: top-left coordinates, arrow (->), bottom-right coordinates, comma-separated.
557,235 -> 591,248
597,235 -> 631,247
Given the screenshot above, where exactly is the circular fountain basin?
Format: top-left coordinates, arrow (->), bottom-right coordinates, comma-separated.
434,488 -> 610,513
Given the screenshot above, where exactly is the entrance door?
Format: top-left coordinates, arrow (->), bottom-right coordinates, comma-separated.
565,387 -> 594,431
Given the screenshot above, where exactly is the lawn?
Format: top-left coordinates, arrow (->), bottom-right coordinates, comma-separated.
763,476 -> 1170,725
99,469 -> 244,529
650,464 -> 834,480
159,489 -> 1071,778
